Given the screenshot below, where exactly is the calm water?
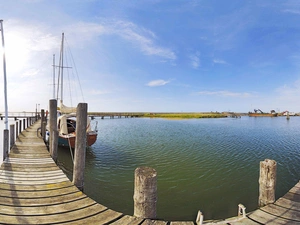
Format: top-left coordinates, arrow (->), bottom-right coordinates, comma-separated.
50,117 -> 299,220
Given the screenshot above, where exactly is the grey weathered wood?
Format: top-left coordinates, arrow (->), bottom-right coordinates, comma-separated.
3,129 -> 9,160
9,124 -> 14,149
49,99 -> 57,160
110,215 -> 144,225
15,121 -> 18,139
73,103 -> 88,191
258,159 -> 277,207
23,118 -> 26,130
51,129 -> 58,162
19,119 -> 22,134
134,167 -> 157,219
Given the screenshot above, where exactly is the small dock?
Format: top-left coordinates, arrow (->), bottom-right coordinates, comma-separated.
0,121 -> 299,224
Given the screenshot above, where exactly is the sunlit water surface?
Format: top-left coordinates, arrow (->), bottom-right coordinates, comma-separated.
6,116 -> 297,221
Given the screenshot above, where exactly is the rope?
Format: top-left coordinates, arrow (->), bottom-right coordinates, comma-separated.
67,136 -> 74,164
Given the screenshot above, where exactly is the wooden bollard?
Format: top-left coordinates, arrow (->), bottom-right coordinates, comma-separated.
73,103 -> 88,191
9,124 -> 14,149
258,159 -> 277,207
133,167 -> 157,219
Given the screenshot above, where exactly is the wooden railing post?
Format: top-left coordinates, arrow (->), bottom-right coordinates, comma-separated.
133,166 -> 157,219
49,99 -> 57,160
9,124 -> 14,149
259,159 -> 277,207
3,129 -> 9,160
19,120 -> 21,134
15,121 -> 18,139
23,119 -> 25,130
41,109 -> 46,142
73,103 -> 88,191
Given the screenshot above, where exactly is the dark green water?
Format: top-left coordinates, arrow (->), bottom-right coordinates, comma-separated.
57,116 -> 300,221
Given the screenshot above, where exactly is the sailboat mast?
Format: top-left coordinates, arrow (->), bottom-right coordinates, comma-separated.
52,54 -> 55,99
0,20 -> 8,130
60,33 -> 64,104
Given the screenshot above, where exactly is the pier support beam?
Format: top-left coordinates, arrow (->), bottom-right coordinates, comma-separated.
73,103 -> 88,191
133,167 -> 157,219
259,159 -> 277,207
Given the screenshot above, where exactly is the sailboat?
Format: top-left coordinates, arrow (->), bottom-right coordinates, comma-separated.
55,33 -> 98,148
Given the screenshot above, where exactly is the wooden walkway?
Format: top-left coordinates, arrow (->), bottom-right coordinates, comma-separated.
0,121 -> 299,224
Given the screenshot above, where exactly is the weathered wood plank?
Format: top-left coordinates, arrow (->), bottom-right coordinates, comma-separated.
0,181 -> 73,191
110,215 -> 144,225
0,205 -> 117,224
0,198 -> 106,215
0,191 -> 88,206
261,204 -> 300,221
275,197 -> 300,211
0,185 -> 80,198
170,221 -> 195,225
141,219 -> 168,225
248,209 -> 296,225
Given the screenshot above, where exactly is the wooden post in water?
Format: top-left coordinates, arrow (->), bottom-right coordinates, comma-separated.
73,103 -> 87,191
258,159 -> 277,207
133,166 -> 157,219
9,124 -> 14,149
51,129 -> 58,162
49,99 -> 58,160
3,129 -> 9,160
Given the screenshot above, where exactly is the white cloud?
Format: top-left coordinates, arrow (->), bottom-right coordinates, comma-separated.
213,59 -> 227,64
196,90 -> 253,97
189,51 -> 200,69
69,20 -> 176,61
147,79 -> 170,87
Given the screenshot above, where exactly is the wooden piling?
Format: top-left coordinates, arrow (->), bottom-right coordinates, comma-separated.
133,166 -> 157,219
15,121 -> 18,139
23,118 -> 26,130
41,109 -> 46,142
49,99 -> 57,160
3,129 -> 9,160
51,129 -> 58,162
258,159 -> 277,207
19,119 -> 21,134
9,124 -> 14,149
72,103 -> 88,191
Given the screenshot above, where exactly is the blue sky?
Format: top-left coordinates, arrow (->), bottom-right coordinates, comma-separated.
0,0 -> 300,113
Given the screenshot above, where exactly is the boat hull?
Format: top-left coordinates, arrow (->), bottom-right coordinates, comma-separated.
248,113 -> 278,117
58,132 -> 98,148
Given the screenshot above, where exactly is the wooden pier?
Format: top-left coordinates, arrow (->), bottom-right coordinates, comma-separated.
0,121 -> 299,224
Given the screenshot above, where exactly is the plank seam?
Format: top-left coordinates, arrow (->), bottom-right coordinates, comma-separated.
260,207 -> 300,222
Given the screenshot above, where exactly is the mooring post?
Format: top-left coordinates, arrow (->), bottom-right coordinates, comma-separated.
133,166 -> 157,219
49,99 -> 57,159
3,129 -> 9,160
258,159 -> 277,207
51,129 -> 58,162
15,121 -> 18,139
73,103 -> 88,191
23,118 -> 26,130
9,124 -> 14,149
41,109 -> 46,142
19,120 -> 21,134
